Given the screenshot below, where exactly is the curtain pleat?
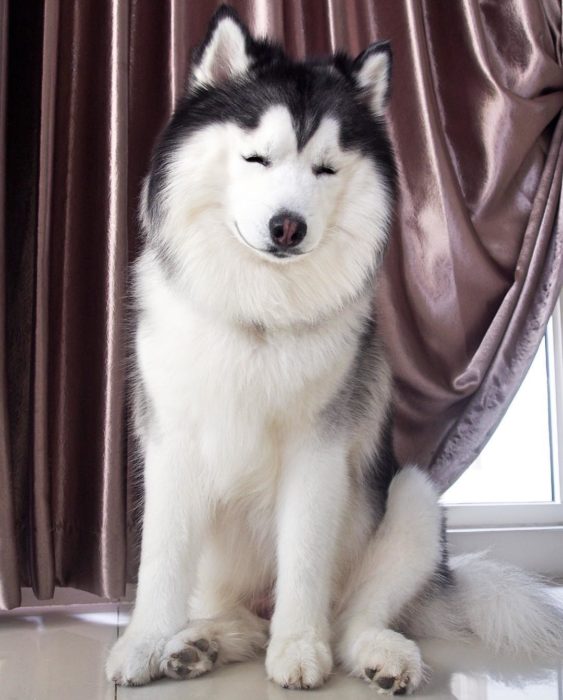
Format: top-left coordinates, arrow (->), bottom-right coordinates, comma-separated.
1,0 -> 562,609
0,0 -> 20,611
45,0 -> 129,598
29,0 -> 59,601
4,0 -> 50,608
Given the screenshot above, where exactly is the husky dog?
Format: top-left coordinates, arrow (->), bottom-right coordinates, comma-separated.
106,5 -> 563,695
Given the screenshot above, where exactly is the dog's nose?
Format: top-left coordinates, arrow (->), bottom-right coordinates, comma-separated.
269,212 -> 307,249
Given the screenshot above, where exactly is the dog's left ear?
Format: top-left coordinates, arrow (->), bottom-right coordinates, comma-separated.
352,41 -> 392,117
191,5 -> 254,89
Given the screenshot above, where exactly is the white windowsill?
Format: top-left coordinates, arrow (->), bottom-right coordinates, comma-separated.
447,525 -> 563,578
445,502 -> 563,529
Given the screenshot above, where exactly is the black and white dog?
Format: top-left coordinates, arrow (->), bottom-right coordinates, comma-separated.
107,6 -> 563,694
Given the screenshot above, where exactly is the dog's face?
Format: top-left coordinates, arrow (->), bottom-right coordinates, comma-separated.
227,107 -> 353,260
143,6 -> 396,326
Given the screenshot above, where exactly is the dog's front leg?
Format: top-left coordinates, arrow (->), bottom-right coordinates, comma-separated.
266,434 -> 348,689
106,437 -> 205,686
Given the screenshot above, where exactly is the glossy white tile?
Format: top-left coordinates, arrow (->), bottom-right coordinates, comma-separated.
114,603 -> 563,699
115,646 -> 562,700
1,598 -> 562,700
0,608 -> 117,700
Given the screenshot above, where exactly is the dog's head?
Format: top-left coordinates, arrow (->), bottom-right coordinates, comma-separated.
143,5 -> 396,326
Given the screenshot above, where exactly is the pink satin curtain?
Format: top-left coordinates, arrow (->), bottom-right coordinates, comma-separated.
0,0 -> 561,609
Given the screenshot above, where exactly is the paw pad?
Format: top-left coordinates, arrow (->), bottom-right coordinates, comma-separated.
364,667 -> 411,695
161,638 -> 219,680
355,629 -> 423,695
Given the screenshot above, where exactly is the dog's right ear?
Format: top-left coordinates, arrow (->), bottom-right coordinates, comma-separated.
191,5 -> 254,90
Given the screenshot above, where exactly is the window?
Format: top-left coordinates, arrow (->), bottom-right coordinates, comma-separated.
443,336 -> 553,505
443,295 -> 563,577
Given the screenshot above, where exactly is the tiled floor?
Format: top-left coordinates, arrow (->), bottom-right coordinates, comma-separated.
1,600 -> 562,700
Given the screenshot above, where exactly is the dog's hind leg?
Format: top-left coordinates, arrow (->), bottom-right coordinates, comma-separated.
160,519 -> 271,680
335,467 -> 443,696
160,606 -> 269,680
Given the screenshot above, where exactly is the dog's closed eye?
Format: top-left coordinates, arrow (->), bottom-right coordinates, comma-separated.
313,164 -> 337,176
243,154 -> 271,167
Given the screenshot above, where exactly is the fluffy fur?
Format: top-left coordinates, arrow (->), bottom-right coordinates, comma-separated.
106,5 -> 563,695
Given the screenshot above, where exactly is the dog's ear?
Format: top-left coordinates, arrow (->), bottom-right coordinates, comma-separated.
352,41 -> 392,117
191,5 -> 254,89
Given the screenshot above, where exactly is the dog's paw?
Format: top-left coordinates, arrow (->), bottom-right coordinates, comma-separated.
355,629 -> 424,695
106,633 -> 164,686
266,633 -> 332,689
160,636 -> 219,680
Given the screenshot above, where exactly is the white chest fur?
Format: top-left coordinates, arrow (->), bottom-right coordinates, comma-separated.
135,260 -> 362,499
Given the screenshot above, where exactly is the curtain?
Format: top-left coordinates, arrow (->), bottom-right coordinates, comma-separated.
0,0 -> 561,609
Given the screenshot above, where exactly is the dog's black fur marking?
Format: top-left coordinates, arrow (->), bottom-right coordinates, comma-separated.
364,411 -> 401,517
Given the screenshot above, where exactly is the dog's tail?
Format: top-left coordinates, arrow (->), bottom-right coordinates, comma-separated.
404,552 -> 563,658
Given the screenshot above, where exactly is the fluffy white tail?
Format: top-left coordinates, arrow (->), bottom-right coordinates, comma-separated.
405,552 -> 563,658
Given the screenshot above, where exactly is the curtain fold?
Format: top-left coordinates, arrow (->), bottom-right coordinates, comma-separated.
0,0 -> 20,610
429,112 -> 563,490
44,0 -> 129,599
1,0 -> 562,609
376,0 -> 563,478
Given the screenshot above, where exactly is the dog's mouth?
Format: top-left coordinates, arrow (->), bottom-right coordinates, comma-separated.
234,222 -> 308,262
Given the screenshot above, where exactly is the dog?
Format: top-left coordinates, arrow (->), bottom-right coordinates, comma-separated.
106,5 -> 563,694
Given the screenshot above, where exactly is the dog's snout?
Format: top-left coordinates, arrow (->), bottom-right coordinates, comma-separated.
269,212 -> 307,249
